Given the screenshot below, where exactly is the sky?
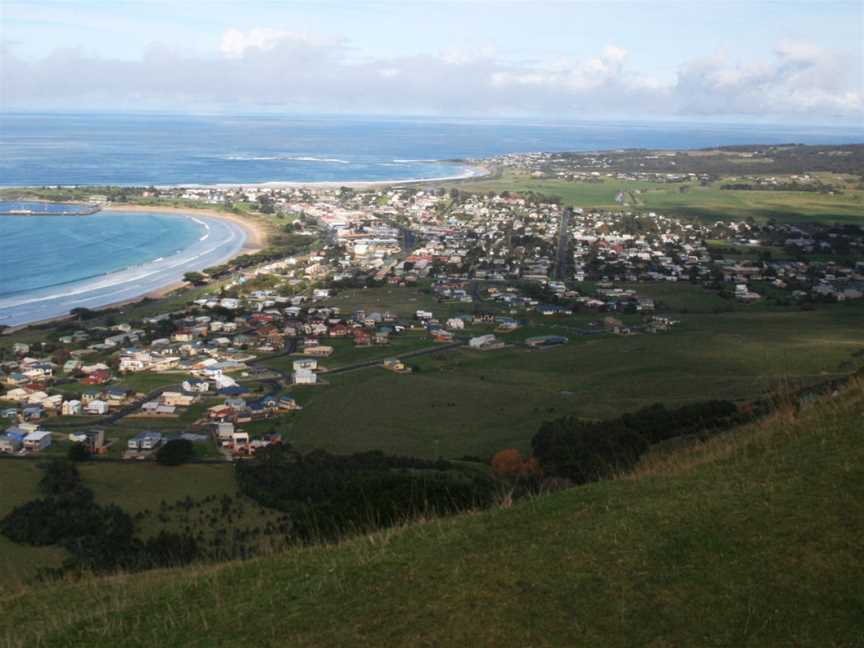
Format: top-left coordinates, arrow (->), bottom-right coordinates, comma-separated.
1,0 -> 863,123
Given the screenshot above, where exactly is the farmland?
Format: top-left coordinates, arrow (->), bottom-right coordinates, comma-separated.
442,171 -> 864,224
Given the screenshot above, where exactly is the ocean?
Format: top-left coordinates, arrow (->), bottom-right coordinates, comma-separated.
1,113 -> 861,186
0,112 -> 861,326
0,210 -> 246,326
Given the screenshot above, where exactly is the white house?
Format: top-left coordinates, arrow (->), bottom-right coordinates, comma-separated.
293,358 -> 318,372
446,318 -> 465,330
469,334 -> 498,349
23,430 -> 52,452
293,368 -> 317,385
27,391 -> 49,405
86,400 -> 109,415
5,388 -> 30,403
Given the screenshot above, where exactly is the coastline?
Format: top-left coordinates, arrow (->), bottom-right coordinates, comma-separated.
103,204 -> 269,254
1,165 -> 486,332
0,208 -> 260,331
157,164 -> 489,190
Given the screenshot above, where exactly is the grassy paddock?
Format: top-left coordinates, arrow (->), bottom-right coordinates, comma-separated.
278,300 -> 864,459
1,380 -> 861,647
442,171 -> 864,224
0,460 -> 243,591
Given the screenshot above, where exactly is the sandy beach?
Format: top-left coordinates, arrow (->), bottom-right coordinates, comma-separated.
150,163 -> 491,191
104,204 -> 269,253
1,206 -> 264,332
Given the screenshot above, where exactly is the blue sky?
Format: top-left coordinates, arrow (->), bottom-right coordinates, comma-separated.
2,0 -> 862,122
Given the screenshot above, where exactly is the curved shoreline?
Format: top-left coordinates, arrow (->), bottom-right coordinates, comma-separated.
103,205 -> 268,254
0,209 -> 257,330
159,163 -> 489,189
0,163 -> 489,192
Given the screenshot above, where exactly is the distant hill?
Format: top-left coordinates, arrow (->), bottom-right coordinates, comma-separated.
2,381 -> 862,647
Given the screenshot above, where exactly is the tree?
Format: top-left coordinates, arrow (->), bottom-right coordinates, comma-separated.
68,443 -> 91,462
156,439 -> 196,466
39,459 -> 81,495
491,449 -> 526,478
183,272 -> 207,286
70,307 -> 97,321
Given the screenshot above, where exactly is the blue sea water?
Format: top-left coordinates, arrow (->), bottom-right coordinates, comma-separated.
0,112 -> 861,326
0,210 -> 246,326
0,113 -> 861,187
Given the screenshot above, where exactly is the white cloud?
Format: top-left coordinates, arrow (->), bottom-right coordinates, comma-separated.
675,42 -> 863,118
219,28 -> 339,59
1,30 -> 860,122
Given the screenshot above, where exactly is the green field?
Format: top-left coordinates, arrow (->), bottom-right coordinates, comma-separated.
2,379 -> 861,647
446,171 -> 864,224
0,460 -> 247,592
262,298 -> 864,460
323,284 -> 476,320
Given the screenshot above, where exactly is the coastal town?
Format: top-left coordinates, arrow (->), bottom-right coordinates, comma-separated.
2,155 -> 863,462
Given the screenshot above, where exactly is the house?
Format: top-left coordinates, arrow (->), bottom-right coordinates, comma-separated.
69,428 -> 105,452
22,405 -> 44,421
278,395 -> 301,411
182,378 -> 210,394
4,388 -> 30,403
469,334 -> 498,349
525,335 -> 569,348
160,391 -> 195,407
26,390 -> 49,405
430,329 -> 454,343
0,431 -> 25,453
293,368 -> 317,385
128,431 -> 162,451
105,387 -> 130,403
446,318 -> 465,330
215,421 -> 235,441
23,430 -> 52,452
293,358 -> 318,372
41,394 -> 63,411
328,323 -> 351,337
81,389 -> 101,404
303,345 -> 334,357
382,358 -> 411,373
230,431 -> 250,453
3,372 -> 27,387
208,404 -> 235,421
140,401 -> 177,416
82,369 -> 112,385
62,399 -> 82,416
85,399 -> 109,415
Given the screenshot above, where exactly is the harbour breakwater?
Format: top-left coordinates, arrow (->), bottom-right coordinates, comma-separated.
0,201 -> 103,216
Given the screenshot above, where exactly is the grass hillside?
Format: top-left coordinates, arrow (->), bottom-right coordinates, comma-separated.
1,382 -> 863,647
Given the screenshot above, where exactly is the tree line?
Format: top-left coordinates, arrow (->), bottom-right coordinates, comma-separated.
235,447 -> 497,542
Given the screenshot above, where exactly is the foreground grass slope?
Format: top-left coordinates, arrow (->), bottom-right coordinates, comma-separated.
2,382 -> 863,647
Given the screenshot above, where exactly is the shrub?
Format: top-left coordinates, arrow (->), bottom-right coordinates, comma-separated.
68,442 -> 91,462
156,439 -> 196,466
39,459 -> 81,495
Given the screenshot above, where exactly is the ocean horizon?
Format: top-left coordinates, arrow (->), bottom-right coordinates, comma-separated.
1,113 -> 862,326
1,113 -> 861,187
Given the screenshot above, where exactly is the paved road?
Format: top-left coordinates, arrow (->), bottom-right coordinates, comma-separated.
555,207 -> 573,281
323,341 -> 463,375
